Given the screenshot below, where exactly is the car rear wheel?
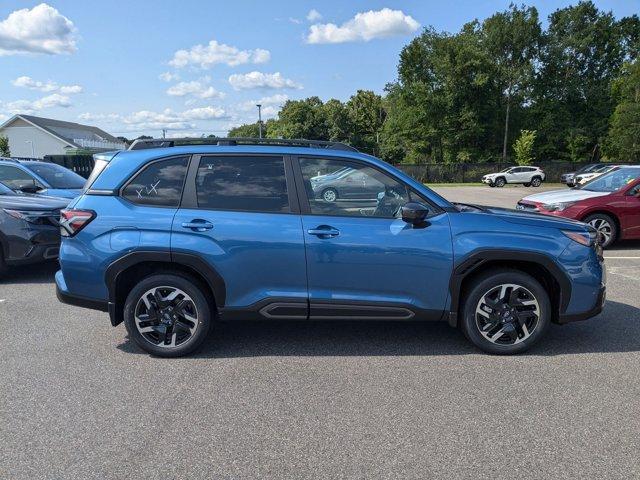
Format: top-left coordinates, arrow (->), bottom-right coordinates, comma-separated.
495,177 -> 506,187
584,213 -> 617,248
124,273 -> 211,357
460,269 -> 551,354
0,249 -> 7,276
322,188 -> 338,203
531,176 -> 542,187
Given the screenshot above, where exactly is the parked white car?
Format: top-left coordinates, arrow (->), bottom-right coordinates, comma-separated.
482,166 -> 545,187
574,165 -> 618,185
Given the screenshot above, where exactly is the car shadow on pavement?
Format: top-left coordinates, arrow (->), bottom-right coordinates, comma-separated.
116,300 -> 640,358
0,261 -> 58,285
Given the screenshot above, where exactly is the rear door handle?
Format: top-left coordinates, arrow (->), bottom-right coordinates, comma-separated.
182,219 -> 213,232
307,225 -> 340,238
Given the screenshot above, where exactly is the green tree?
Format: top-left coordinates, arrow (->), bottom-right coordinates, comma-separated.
0,135 -> 10,157
228,122 -> 263,138
513,129 -> 536,165
482,4 -> 542,161
267,97 -> 329,140
605,60 -> 640,161
346,90 -> 385,154
322,99 -> 352,143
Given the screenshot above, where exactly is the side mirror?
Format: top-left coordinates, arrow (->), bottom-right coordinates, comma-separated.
17,183 -> 42,194
18,182 -> 42,193
401,202 -> 430,226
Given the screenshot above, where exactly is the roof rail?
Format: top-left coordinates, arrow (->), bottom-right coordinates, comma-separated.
127,137 -> 359,152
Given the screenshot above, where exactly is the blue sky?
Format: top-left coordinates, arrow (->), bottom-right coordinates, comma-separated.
0,0 -> 637,138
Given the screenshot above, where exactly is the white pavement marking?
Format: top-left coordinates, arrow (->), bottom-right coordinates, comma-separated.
0,299 -> 5,303
604,256 -> 640,260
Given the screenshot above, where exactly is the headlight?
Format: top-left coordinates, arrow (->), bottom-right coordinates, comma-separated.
542,201 -> 577,212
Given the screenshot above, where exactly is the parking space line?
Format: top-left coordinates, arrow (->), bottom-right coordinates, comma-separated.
604,256 -> 640,259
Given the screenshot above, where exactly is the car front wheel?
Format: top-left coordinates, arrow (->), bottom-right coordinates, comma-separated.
123,273 -> 212,357
584,213 -> 617,248
460,269 -> 551,354
495,177 -> 506,187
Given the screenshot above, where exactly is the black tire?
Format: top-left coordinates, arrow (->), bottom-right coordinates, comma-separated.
489,183 -> 496,188
495,177 -> 506,187
321,188 -> 338,203
523,182 -> 531,187
0,248 -> 7,277
531,176 -> 542,187
584,213 -> 617,248
123,273 -> 212,357
460,269 -> 551,355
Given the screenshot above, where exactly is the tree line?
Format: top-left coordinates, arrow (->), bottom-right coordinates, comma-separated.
230,2 -> 639,164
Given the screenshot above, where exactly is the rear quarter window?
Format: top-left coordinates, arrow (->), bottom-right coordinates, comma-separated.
121,156 -> 189,207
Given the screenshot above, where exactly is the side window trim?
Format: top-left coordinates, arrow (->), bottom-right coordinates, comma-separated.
290,155 -> 441,217
180,153 -> 299,214
119,155 -> 191,208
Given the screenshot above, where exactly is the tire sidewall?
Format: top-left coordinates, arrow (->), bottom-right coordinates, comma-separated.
461,271 -> 551,354
124,273 -> 211,357
495,177 -> 506,187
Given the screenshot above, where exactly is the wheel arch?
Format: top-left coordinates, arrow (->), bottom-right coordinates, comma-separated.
448,249 -> 570,327
105,250 -> 225,326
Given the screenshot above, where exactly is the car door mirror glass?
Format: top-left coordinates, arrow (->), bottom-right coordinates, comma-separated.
401,202 -> 430,226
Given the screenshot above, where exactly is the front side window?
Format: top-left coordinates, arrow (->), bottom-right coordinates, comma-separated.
196,156 -> 289,213
122,156 -> 188,206
300,158 -> 411,218
0,165 -> 40,190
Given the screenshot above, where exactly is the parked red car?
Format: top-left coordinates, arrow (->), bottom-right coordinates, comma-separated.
517,166 -> 640,248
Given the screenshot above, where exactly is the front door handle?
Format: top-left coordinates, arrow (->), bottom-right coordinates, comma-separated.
182,219 -> 213,232
307,225 -> 340,238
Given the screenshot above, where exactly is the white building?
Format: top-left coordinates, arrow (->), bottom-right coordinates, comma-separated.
0,114 -> 125,158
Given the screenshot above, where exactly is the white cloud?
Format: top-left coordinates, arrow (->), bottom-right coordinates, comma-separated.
306,8 -> 419,44
181,106 -> 227,120
228,72 -> 302,90
0,3 -> 77,56
307,9 -> 322,22
159,71 -> 180,82
3,93 -> 72,114
166,78 -> 224,99
12,76 -> 83,94
169,40 -> 270,69
239,94 -> 288,118
78,107 -> 229,131
289,17 -> 302,25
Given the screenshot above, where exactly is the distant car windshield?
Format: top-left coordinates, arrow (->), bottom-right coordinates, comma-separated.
22,162 -> 85,189
0,181 -> 15,195
500,168 -> 512,173
581,167 -> 640,192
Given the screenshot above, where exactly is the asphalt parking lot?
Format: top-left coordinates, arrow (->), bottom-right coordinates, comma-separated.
2,185 -> 640,479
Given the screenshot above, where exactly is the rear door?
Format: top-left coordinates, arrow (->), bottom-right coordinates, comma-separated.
295,156 -> 453,320
172,154 -> 308,319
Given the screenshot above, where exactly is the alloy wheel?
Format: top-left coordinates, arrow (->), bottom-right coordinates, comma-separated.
322,189 -> 337,202
531,177 -> 542,187
588,218 -> 613,246
475,283 -> 540,345
134,286 -> 199,348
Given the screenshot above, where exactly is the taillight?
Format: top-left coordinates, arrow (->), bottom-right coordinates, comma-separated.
60,209 -> 95,237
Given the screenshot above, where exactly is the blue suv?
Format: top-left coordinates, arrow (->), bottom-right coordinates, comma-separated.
55,138 -> 606,357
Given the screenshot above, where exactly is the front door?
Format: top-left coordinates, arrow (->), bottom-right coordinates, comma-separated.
296,157 -> 453,321
172,154 -> 308,320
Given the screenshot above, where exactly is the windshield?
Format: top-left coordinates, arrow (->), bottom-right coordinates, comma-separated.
22,162 -> 85,189
500,167 -> 512,173
581,167 -> 640,192
576,164 -> 598,174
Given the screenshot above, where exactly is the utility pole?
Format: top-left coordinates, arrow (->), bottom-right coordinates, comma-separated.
162,129 -> 166,139
256,104 -> 263,139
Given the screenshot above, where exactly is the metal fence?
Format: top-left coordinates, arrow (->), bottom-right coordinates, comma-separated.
44,155 -> 95,178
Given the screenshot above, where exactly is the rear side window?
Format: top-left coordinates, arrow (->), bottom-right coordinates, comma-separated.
196,156 -> 289,213
122,156 -> 188,206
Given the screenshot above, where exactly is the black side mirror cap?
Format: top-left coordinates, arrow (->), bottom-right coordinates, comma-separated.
17,184 -> 42,194
401,202 -> 430,226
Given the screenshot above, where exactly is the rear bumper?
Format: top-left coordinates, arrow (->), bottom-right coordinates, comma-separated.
6,243 -> 60,266
55,270 -> 108,312
557,285 -> 606,324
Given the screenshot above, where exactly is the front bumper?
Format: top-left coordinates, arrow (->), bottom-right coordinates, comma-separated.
558,285 -> 606,323
482,177 -> 494,184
